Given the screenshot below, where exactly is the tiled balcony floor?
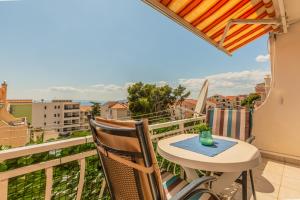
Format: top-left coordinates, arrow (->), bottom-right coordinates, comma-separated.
232,158 -> 300,200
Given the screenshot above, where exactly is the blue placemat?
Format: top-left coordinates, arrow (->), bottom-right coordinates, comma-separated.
170,136 -> 238,157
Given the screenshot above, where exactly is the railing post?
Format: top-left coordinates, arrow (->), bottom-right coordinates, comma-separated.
179,122 -> 185,134
99,180 -> 107,199
76,158 -> 86,200
0,179 -> 8,200
45,167 -> 53,200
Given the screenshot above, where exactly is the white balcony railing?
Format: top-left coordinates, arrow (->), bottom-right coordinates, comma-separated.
0,116 -> 205,200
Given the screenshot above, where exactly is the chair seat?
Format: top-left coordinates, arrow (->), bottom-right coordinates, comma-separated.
161,171 -> 203,200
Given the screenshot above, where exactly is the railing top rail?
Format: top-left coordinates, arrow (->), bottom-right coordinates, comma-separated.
148,116 -> 205,130
0,117 -> 206,162
0,136 -> 94,162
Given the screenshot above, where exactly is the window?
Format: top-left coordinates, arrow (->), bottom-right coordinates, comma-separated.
57,121 -> 60,124
57,129 -> 60,132
58,106 -> 60,109
54,114 -> 56,117
44,122 -> 46,126
54,106 -> 57,109
58,114 -> 60,117
44,114 -> 46,118
44,106 -> 47,110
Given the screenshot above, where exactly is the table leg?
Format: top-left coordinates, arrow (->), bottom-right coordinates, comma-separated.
242,171 -> 247,200
212,171 -> 241,194
182,166 -> 199,182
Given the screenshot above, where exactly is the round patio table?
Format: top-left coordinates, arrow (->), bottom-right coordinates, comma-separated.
157,134 -> 261,200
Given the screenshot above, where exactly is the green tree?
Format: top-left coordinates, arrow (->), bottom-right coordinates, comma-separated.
241,93 -> 261,109
127,82 -> 190,116
173,84 -> 191,106
90,102 -> 101,116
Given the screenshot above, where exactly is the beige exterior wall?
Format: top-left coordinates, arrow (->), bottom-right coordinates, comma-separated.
253,23 -> 300,159
100,104 -> 111,119
80,108 -> 91,130
116,109 -> 129,120
32,101 -> 80,135
0,125 -> 28,147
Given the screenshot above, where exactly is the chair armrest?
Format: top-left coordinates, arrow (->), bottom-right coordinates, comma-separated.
170,176 -> 219,200
246,135 -> 256,144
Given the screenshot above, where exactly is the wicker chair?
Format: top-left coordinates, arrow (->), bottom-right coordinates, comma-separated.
89,116 -> 220,200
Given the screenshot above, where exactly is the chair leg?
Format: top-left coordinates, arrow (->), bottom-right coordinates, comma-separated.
249,170 -> 257,200
242,171 -> 247,200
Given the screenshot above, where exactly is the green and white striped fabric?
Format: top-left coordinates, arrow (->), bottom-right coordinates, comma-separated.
206,108 -> 252,141
161,171 -> 202,200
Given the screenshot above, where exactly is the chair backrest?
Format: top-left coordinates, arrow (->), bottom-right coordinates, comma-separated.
89,117 -> 165,200
206,108 -> 252,141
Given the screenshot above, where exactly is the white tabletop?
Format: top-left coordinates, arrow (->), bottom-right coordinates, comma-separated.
157,134 -> 261,173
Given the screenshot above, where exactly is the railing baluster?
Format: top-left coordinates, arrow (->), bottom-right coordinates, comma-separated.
45,167 -> 53,200
99,179 -> 107,199
76,158 -> 86,200
0,179 -> 8,200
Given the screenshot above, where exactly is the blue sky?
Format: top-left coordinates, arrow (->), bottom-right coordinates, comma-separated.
0,0 -> 270,101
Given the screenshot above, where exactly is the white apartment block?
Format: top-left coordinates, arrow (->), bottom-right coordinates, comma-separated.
32,100 -> 80,135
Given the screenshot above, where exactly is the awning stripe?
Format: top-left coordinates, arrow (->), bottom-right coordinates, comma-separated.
179,0 -> 204,17
225,24 -> 267,48
228,26 -> 273,52
210,1 -> 264,40
144,0 -> 278,54
191,0 -> 229,26
263,0 -> 273,8
202,0 -> 250,34
168,0 -> 194,14
204,1 -> 253,36
161,0 -> 172,6
184,0 -> 218,23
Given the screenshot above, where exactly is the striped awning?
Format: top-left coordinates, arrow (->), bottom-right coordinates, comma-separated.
143,0 -> 279,55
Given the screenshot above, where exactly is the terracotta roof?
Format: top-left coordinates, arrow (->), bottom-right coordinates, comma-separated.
103,101 -> 118,108
182,99 -> 197,105
80,105 -> 92,112
110,103 -> 128,110
226,96 -> 237,100
143,0 -> 278,55
8,99 -> 32,104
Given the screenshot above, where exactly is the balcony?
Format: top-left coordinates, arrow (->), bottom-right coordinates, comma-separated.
64,114 -> 80,119
1,116 -> 299,199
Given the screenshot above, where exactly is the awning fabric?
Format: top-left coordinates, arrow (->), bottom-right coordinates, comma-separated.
143,0 -> 278,55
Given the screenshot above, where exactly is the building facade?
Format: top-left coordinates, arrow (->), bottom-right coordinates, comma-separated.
101,101 -> 130,120
32,100 -> 80,135
173,99 -> 197,119
80,105 -> 91,130
207,94 -> 248,110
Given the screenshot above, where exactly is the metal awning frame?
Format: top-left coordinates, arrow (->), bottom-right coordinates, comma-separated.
219,18 -> 281,48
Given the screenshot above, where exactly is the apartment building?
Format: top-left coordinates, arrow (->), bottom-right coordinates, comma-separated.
80,105 -> 91,130
32,100 -> 80,135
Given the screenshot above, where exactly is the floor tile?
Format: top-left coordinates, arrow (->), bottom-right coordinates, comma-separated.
278,187 -> 300,200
